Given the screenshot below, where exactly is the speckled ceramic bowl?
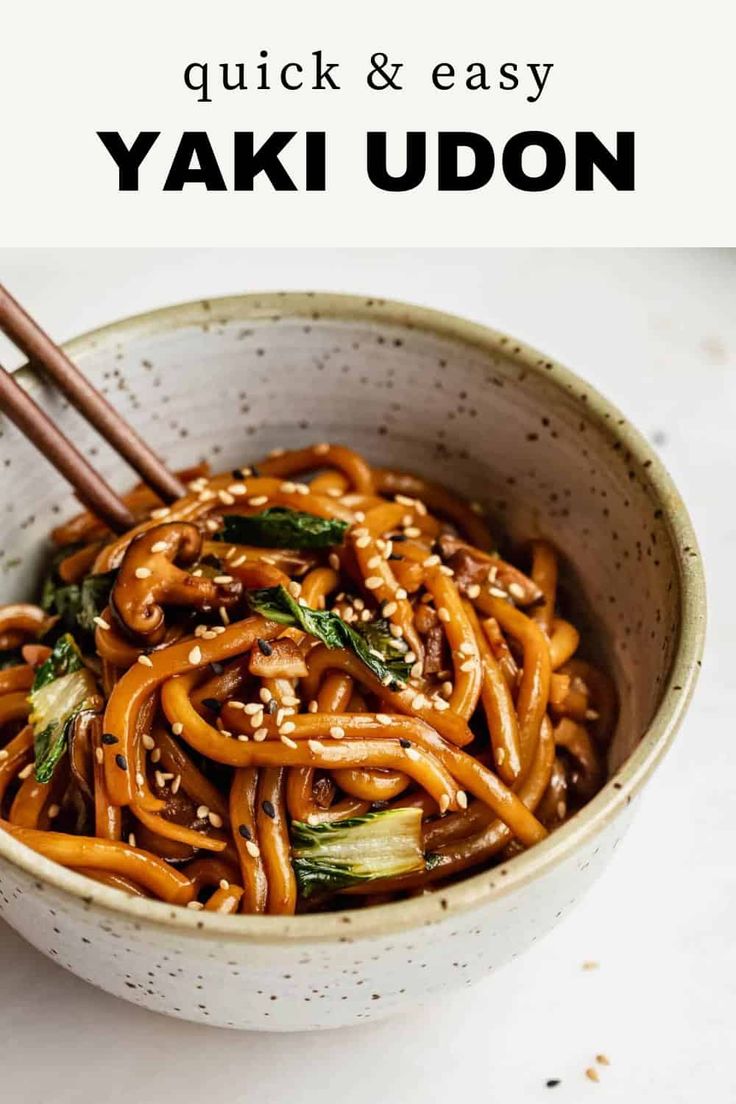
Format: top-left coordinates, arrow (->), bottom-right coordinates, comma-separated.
0,293 -> 705,1031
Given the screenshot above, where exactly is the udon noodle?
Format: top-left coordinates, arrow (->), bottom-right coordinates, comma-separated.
0,444 -> 614,914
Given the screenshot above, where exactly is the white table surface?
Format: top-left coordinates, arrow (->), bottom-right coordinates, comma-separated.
0,248 -> 733,1103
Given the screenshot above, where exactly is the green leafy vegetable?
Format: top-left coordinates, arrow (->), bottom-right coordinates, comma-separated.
29,634 -> 98,783
246,585 -> 411,688
291,808 -> 424,897
41,562 -> 116,637
216,508 -> 348,549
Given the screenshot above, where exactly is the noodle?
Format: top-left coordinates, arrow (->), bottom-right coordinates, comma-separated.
0,443 -> 613,913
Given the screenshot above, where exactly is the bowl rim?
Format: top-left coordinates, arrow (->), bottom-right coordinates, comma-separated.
0,290 -> 706,944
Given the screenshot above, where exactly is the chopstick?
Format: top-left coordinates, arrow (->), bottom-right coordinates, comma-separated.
0,283 -> 185,503
0,363 -> 136,533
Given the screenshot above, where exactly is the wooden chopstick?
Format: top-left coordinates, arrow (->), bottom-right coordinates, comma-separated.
0,283 -> 185,503
0,363 -> 136,533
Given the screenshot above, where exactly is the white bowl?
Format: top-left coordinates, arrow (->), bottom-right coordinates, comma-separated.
0,293 -> 705,1030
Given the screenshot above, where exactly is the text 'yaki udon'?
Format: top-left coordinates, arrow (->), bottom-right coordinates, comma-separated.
0,444 -> 615,914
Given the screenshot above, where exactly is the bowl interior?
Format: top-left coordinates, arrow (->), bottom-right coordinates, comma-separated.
0,293 -> 684,776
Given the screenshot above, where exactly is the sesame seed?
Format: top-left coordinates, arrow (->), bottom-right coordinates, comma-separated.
395,587 -> 408,600
314,442 -> 330,455
308,700 -> 319,713
287,580 -> 302,598
137,653 -> 153,667
196,805 -> 210,819
410,661 -> 423,679
395,494 -> 415,507
355,534 -> 371,549
171,722 -> 184,736
18,763 -> 34,779
275,708 -> 286,727
253,728 -> 268,742
47,804 -> 60,819
150,506 -> 170,519
329,726 -> 345,740
496,747 -> 506,765
282,695 -> 300,707
376,713 -> 392,725
383,540 -> 393,559
209,812 -> 223,828
326,487 -> 342,497
141,734 -> 155,750
404,747 -> 420,761
404,527 -> 421,539
218,490 -> 235,506
219,606 -> 230,625
582,960 -> 599,970
154,770 -> 166,789
228,483 -> 247,496
93,615 -> 110,630
459,659 -> 476,673
556,800 -> 566,819
280,721 -> 296,735
213,574 -> 233,584
308,739 -> 323,752
596,1055 -> 610,1066
230,554 -> 247,567
438,794 -> 450,814
261,799 -> 276,819
411,693 -> 425,710
365,576 -> 382,590
439,566 -> 454,577
423,554 -> 441,567
405,650 -> 417,664
466,584 -> 481,599
205,519 -> 219,533
219,879 -> 230,890
585,1068 -> 599,1084
187,900 -> 204,910
354,510 -> 365,522
115,754 -> 127,770
0,749 -> 8,761
414,501 -> 427,517
382,601 -> 398,617
389,623 -> 403,638
150,747 -> 161,763
248,494 -> 269,506
94,747 -> 104,764
456,790 -> 468,809
171,774 -> 181,794
281,735 -> 298,749
243,702 -> 261,715
294,482 -> 310,495
135,771 -> 145,787
188,646 -> 203,665
128,833 -> 137,847
280,481 -> 297,493
328,553 -> 340,570
585,709 -> 600,721
459,641 -> 475,656
245,840 -> 260,858
489,586 -> 507,599
508,582 -> 526,601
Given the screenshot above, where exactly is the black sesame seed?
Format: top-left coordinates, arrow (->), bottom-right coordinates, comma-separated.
391,534 -> 407,542
545,1080 -> 561,1089
232,468 -> 246,481
201,697 -> 222,714
250,465 -> 261,477
399,738 -> 411,749
200,554 -> 222,570
238,824 -> 252,841
101,733 -> 118,745
115,754 -> 127,770
257,638 -> 273,656
262,800 -> 276,819
265,698 -> 278,715
210,662 -> 224,675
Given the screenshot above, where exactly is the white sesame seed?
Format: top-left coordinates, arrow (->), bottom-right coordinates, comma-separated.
249,495 -> 268,506
0,749 -> 9,761
196,805 -> 210,819
585,709 -> 600,721
230,555 -> 247,567
218,490 -> 235,506
93,615 -> 110,631
280,481 -> 297,494
383,540 -> 393,559
188,646 -> 202,665
441,680 -> 454,696
433,698 -> 450,711
459,659 -> 476,673
508,582 -> 526,601
187,900 -> 204,910
438,794 -> 451,814
308,739 -> 324,752
154,770 -> 166,789
489,586 -> 508,599
404,527 -> 421,539
209,812 -> 223,828
269,447 -> 286,457
213,575 -> 233,584
150,506 -> 170,519
245,840 -> 261,858
287,580 -> 302,598
556,801 -> 566,819
365,576 -> 382,590
219,878 -> 231,891
438,607 -> 450,624
280,721 -> 296,735
367,555 -> 382,569
405,650 -> 417,664
135,771 -> 145,787
354,510 -> 365,522
329,726 -> 345,740
410,661 -> 423,679
395,494 -> 415,507
395,587 -> 408,601
253,728 -> 268,742
404,747 -> 421,761
172,722 -> 184,736
328,553 -> 340,570
171,774 -> 181,794
205,519 -> 219,533
411,693 -> 426,710
326,487 -> 342,497
355,534 -> 372,549
275,708 -> 286,727
95,747 -> 104,764
414,501 -> 428,517
243,702 -> 261,715
496,747 -> 506,765
308,700 -> 319,713
137,653 -> 153,667
389,622 -> 402,637
227,483 -> 247,496
457,790 -> 468,809
439,566 -> 454,577
459,641 -> 475,656
18,763 -> 34,779
128,833 -> 137,847
219,606 -> 230,625
466,584 -> 481,599
376,713 -> 392,725
141,734 -> 155,750
281,735 -> 298,749
423,554 -> 441,567
249,712 -> 264,729
47,804 -> 60,819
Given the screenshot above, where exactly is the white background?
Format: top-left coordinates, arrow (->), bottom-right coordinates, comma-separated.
0,247 -> 733,1102
1,0 -> 735,246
